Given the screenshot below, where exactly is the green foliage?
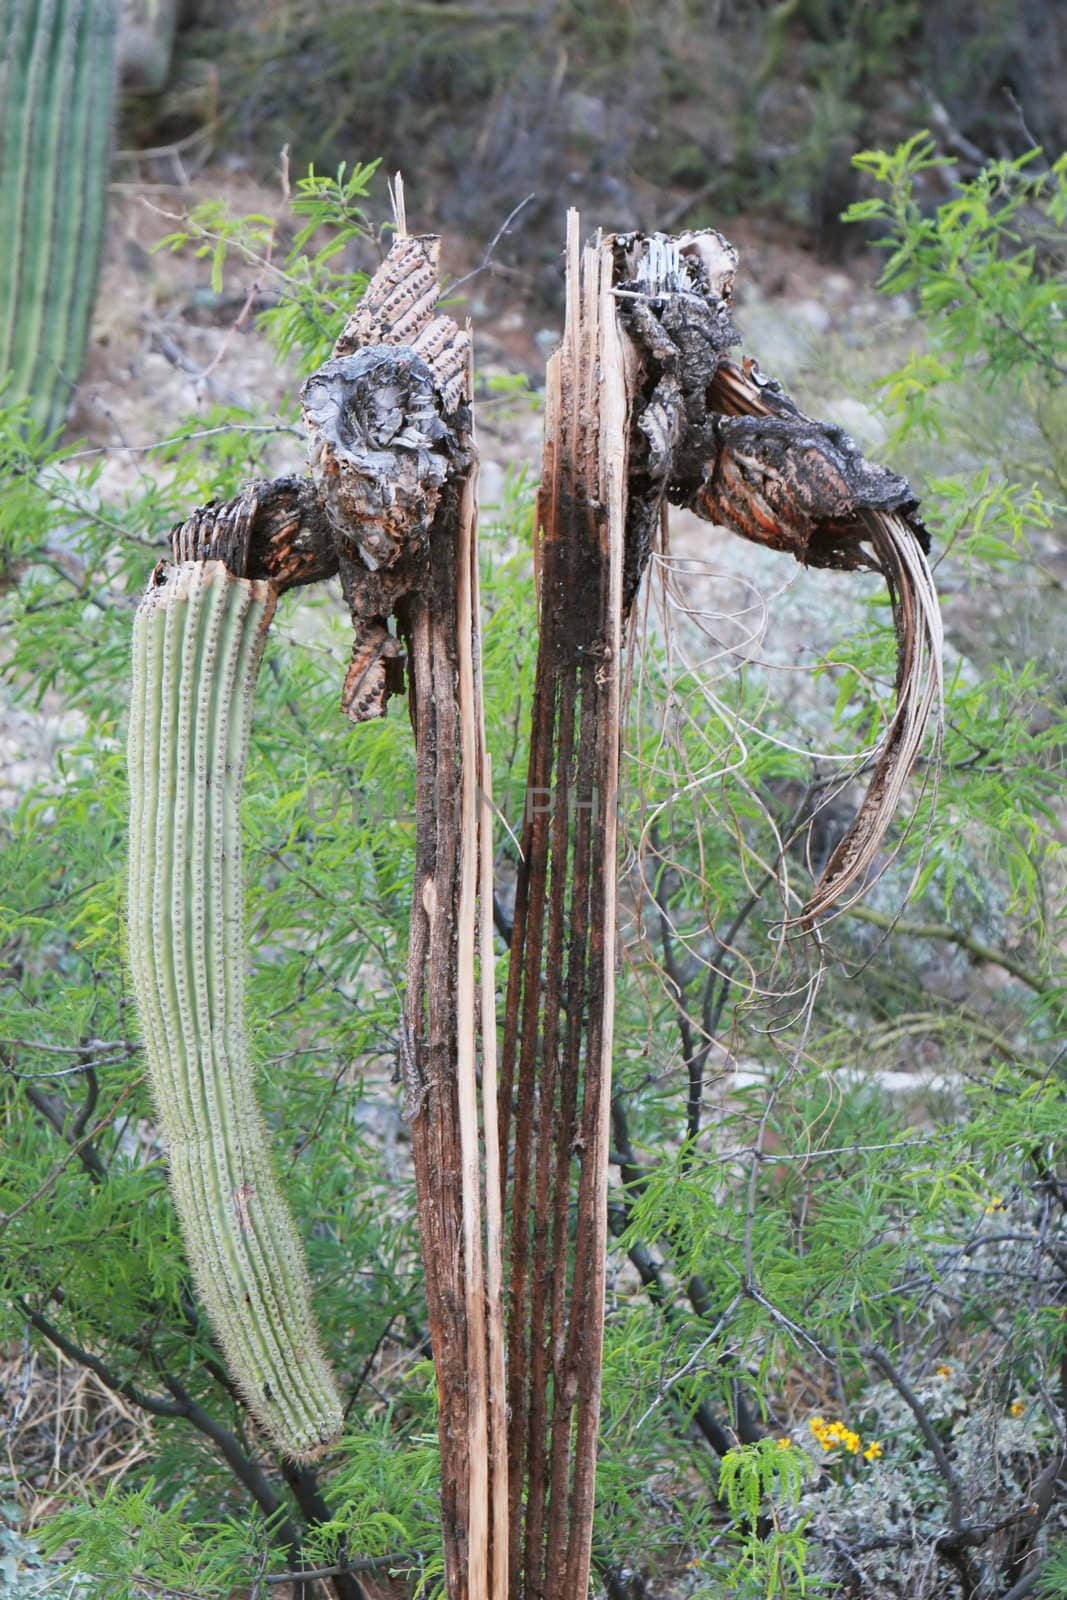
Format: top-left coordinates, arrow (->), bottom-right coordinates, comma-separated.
35,1479 -> 277,1600
1039,1544 -> 1067,1599
1,1485 -> 68,1598
739,0 -> 920,231
846,138 -> 1067,404
716,1440 -> 810,1599
0,0 -> 118,435
156,160 -> 381,374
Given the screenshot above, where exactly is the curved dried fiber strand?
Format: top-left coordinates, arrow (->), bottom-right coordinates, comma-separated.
127,560 -> 343,1459
799,510 -> 944,926
698,359 -> 943,929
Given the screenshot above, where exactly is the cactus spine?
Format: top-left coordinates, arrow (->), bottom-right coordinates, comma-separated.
0,0 -> 118,433
127,560 -> 344,1460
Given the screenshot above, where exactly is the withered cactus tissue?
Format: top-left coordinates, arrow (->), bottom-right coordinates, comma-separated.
127,556 -> 343,1459
0,0 -> 118,434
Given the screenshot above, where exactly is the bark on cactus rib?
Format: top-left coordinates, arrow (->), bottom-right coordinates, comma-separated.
127,558 -> 343,1460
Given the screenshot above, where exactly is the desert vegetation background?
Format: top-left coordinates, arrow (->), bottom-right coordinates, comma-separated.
1,2 -> 1065,1597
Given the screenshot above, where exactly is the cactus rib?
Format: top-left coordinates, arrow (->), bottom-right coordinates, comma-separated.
128,560 -> 343,1460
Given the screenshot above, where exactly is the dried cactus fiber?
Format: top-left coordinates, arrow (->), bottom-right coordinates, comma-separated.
301,231 -> 473,723
0,0 -> 119,434
614,230 -> 943,927
127,550 -> 344,1459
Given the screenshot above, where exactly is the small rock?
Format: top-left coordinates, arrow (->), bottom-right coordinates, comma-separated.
822,271 -> 853,300
562,91 -> 607,142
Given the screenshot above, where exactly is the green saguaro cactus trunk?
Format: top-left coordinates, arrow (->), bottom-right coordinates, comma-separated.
0,0 -> 118,433
127,559 -> 344,1459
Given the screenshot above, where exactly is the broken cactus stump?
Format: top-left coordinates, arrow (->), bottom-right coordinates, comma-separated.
301,229 -> 506,1600
500,215 -> 941,1600
499,213 -> 629,1600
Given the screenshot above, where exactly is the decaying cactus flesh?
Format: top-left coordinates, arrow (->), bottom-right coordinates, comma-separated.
127,558 -> 343,1459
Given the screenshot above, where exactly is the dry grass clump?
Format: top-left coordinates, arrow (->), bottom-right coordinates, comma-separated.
2,1341 -> 154,1527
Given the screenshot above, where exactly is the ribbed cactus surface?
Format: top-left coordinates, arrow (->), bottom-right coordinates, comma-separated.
0,0 -> 118,433
127,560 -> 344,1459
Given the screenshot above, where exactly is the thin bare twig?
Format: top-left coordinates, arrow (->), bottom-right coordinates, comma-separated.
446,193 -> 536,295
263,1554 -> 415,1585
844,904 -> 1055,996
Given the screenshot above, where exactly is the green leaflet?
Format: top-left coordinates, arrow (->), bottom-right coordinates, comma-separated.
127,560 -> 343,1460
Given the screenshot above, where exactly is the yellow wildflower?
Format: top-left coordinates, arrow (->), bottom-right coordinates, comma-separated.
1010,1400 -> 1025,1418
864,1440 -> 883,1461
935,1364 -> 952,1378
808,1417 -> 834,1450
777,1437 -> 792,1449
985,1196 -> 1006,1214
808,1416 -> 861,1453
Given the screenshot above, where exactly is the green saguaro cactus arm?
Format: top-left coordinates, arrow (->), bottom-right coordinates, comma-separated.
0,0 -> 118,433
127,485 -> 344,1459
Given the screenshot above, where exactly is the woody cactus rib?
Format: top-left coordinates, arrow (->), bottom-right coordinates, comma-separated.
127,558 -> 343,1460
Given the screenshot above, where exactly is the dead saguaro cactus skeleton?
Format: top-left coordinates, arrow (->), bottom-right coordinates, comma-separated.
126,224 -> 506,1571
301,232 -> 506,1599
500,215 -> 941,1598
125,200 -> 940,1592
